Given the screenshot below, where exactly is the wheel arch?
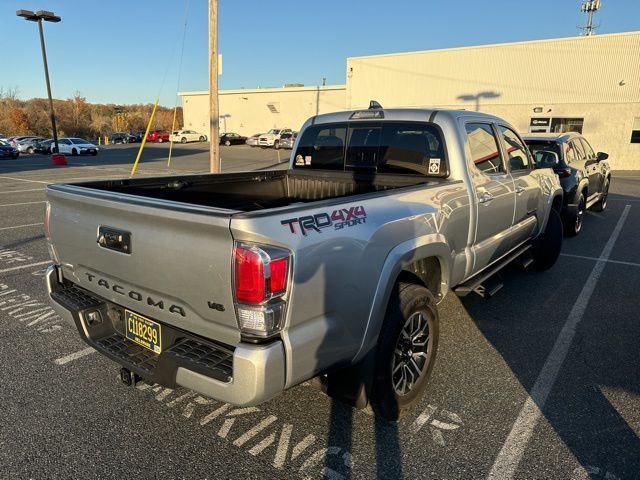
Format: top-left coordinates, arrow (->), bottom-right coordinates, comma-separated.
352,236 -> 451,364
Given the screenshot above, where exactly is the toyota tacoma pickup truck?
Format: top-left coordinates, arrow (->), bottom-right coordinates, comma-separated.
45,107 -> 563,420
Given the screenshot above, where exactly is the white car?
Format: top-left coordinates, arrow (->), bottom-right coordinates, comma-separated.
258,128 -> 292,148
170,130 -> 207,143
51,138 -> 98,156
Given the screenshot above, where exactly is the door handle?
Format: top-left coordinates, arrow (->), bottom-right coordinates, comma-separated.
478,191 -> 494,204
515,185 -> 525,194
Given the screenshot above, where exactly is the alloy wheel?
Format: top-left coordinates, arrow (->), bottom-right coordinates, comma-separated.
392,311 -> 432,396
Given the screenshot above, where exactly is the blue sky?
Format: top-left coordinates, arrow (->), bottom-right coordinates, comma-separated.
2,0 -> 639,107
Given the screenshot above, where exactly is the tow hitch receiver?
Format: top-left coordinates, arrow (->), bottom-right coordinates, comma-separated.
120,368 -> 141,387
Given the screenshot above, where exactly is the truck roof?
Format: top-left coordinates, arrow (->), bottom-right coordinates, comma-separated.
308,107 -> 505,125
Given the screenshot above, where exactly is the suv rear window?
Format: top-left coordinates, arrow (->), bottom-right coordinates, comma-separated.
293,121 -> 447,176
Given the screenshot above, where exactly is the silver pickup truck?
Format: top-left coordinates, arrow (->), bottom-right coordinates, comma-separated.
45,107 -> 563,420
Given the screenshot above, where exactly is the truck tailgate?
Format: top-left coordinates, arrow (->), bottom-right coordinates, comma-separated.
47,185 -> 241,346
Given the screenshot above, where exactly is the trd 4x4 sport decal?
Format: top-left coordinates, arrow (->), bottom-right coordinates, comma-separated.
281,206 -> 367,236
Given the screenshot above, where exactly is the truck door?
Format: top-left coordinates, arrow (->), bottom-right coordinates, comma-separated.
464,122 -> 516,275
497,125 -> 541,249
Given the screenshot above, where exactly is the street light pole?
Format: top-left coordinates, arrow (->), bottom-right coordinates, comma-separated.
36,18 -> 59,153
16,9 -> 61,153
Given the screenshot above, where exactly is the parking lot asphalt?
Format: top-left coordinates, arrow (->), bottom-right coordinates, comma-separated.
0,146 -> 639,480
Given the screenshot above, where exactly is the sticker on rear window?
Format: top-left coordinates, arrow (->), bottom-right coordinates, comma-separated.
429,158 -> 441,174
295,154 -> 304,166
305,155 -> 312,165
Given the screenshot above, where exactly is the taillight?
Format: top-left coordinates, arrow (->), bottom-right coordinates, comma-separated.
233,242 -> 291,337
555,168 -> 572,178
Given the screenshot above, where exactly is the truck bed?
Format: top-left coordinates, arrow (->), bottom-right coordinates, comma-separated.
76,170 -> 439,212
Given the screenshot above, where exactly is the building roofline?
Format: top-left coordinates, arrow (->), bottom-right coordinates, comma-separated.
347,30 -> 640,61
178,84 -> 346,96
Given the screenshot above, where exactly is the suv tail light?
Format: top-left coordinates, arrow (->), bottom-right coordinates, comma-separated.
555,167 -> 572,178
233,242 -> 291,338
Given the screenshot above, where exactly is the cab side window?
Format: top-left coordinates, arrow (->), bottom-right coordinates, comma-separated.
565,142 -> 577,163
498,126 -> 530,172
465,123 -> 504,174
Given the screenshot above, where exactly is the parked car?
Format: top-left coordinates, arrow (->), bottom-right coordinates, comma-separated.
0,139 -> 19,159
34,138 -> 54,154
51,138 -> 99,156
219,132 -> 247,146
245,133 -> 261,147
45,107 -> 563,421
170,130 -> 207,143
7,136 -> 36,148
523,132 -> 610,236
278,131 -> 297,149
17,136 -> 47,154
110,132 -> 136,144
147,129 -> 170,143
258,128 -> 292,148
130,131 -> 145,142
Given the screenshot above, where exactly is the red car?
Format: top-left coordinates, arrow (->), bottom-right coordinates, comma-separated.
147,129 -> 169,143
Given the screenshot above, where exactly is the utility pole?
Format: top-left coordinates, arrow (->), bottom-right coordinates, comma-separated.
581,0 -> 601,36
209,0 -> 220,173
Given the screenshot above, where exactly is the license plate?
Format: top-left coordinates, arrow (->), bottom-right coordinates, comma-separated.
125,310 -> 162,354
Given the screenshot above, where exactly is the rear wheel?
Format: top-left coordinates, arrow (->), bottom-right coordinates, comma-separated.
370,282 -> 439,421
530,208 -> 562,271
71,148 -> 78,156
199,136 -> 206,142
27,147 -> 34,154
180,137 -> 187,144
592,177 -> 609,212
565,192 -> 585,237
224,140 -> 231,146
274,140 -> 280,149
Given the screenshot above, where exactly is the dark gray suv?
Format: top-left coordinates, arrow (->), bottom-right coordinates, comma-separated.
524,132 -> 611,236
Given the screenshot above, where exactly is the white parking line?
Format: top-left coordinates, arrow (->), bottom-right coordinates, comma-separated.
0,188 -> 44,194
0,176 -> 49,184
561,253 -> 640,268
0,223 -> 44,231
488,204 -> 632,480
0,201 -> 45,208
0,261 -> 51,274
54,347 -> 96,365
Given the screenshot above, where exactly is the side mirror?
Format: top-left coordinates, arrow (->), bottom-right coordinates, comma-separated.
534,150 -> 559,168
597,151 -> 608,161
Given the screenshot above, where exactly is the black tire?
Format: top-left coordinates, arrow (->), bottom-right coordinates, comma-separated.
27,147 -> 34,154
564,192 -> 585,237
591,177 -> 609,212
199,136 -> 206,142
71,148 -> 78,156
370,282 -> 439,421
181,137 -> 187,144
530,208 -> 563,271
224,140 -> 231,146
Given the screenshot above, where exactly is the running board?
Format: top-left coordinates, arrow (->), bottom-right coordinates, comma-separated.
454,244 -> 532,298
586,193 -> 601,209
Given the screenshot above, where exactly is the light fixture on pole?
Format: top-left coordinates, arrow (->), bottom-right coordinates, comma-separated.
580,0 -> 601,36
16,9 -> 62,155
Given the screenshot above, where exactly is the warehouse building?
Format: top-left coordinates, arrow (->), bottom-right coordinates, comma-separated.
181,31 -> 640,169
179,84 -> 345,138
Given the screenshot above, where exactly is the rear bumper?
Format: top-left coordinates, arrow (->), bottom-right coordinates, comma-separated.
46,265 -> 285,406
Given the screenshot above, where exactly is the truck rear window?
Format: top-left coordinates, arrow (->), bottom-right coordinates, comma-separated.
294,121 -> 447,177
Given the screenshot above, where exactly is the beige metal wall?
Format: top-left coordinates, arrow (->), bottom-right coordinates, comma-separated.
180,85 -> 346,136
347,32 -> 640,169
